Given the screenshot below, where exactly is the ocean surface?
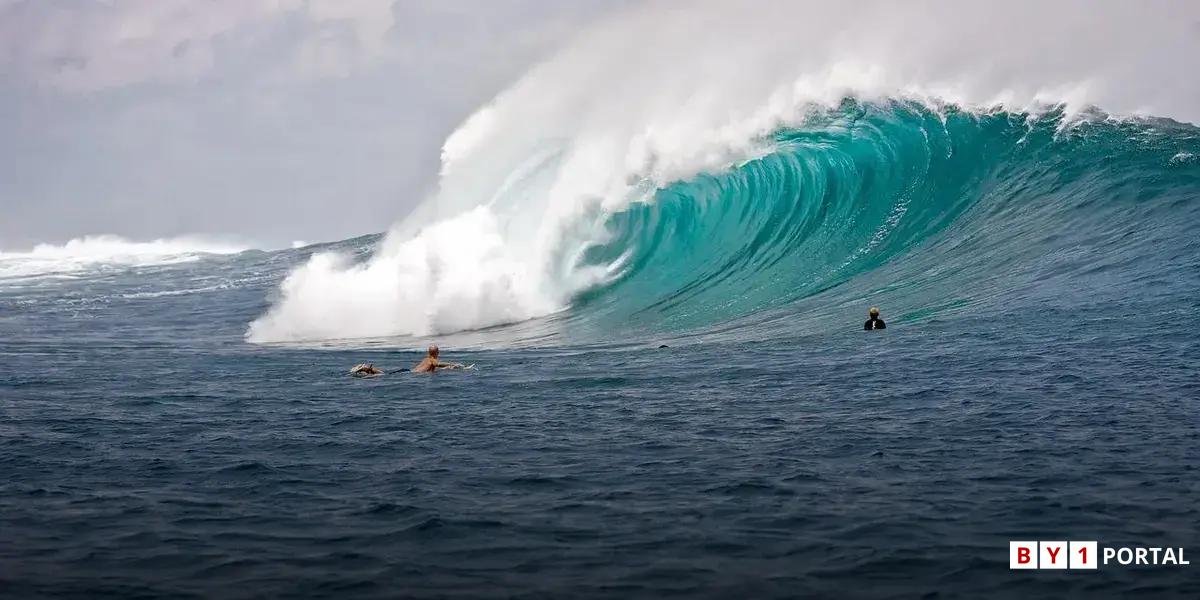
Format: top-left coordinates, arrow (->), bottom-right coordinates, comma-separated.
2,103 -> 1199,598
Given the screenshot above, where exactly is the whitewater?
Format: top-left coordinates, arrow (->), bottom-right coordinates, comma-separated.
244,0 -> 1200,344
0,235 -> 250,280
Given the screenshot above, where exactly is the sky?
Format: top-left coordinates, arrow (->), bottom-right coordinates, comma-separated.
0,0 -> 630,250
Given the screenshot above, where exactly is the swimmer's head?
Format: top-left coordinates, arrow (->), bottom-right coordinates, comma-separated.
869,307 -> 880,317
428,345 -> 439,358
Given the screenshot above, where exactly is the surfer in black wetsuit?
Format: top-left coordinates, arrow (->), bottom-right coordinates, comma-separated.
864,307 -> 886,330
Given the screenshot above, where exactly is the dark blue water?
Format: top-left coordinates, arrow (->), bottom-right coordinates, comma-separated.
2,108 -> 1199,598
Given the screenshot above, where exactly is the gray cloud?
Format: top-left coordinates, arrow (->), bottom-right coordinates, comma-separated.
0,0 -> 631,249
0,0 -> 411,91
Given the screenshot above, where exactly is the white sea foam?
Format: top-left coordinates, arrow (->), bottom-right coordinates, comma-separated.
247,0 -> 1200,343
0,235 -> 249,280
1170,152 -> 1197,165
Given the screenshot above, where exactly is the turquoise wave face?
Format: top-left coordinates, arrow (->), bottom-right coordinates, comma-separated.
571,100 -> 1200,340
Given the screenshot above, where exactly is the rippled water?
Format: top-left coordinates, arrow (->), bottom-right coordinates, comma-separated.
2,250 -> 1198,598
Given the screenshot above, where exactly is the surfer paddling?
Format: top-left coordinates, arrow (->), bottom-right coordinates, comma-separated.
411,345 -> 467,373
348,345 -> 470,377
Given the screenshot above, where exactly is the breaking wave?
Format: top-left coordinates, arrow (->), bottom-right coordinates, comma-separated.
0,235 -> 250,280
247,0 -> 1200,344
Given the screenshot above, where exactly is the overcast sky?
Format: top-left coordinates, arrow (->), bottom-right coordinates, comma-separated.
0,0 -> 630,250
